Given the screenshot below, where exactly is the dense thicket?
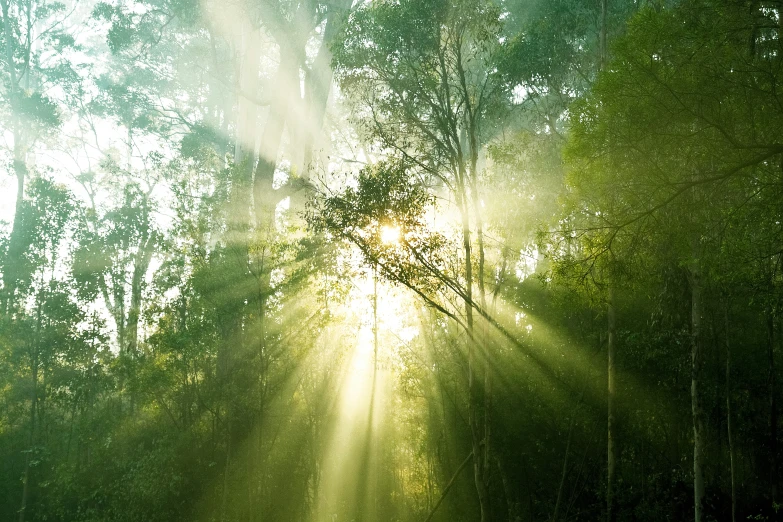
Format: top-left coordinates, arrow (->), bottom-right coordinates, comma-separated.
0,1 -> 781,521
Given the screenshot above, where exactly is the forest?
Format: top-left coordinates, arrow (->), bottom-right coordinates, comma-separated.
0,0 -> 781,521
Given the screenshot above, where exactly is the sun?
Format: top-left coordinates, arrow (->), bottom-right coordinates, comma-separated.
380,225 -> 400,245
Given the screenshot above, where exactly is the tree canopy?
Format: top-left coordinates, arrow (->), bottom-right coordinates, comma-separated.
0,1 -> 782,521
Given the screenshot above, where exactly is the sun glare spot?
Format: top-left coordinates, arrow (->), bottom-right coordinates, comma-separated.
380,225 -> 400,245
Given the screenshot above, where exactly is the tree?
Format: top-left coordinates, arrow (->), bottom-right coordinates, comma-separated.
0,0 -> 78,313
565,1 -> 783,519
330,2 -> 511,516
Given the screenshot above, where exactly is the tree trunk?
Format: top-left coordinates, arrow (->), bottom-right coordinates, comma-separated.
19,294 -> 42,522
690,246 -> 705,522
725,306 -> 736,522
18,358 -> 36,522
467,129 -> 492,522
233,25 -> 260,170
423,451 -> 474,522
219,24 -> 260,388
607,282 -> 617,522
456,169 -> 489,521
767,306 -> 778,503
3,158 -> 26,313
253,44 -> 297,233
221,415 -> 232,522
598,7 -> 616,521
301,0 -> 351,179
554,411 -> 575,522
496,455 -> 521,522
228,22 -> 260,249
126,232 -> 156,354
0,0 -> 27,315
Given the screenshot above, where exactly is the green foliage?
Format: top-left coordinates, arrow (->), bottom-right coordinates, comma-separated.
2,1 -> 783,522
310,160 -> 451,295
332,0 -> 508,172
15,92 -> 61,129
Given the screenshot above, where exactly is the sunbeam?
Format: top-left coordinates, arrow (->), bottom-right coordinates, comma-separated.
2,1 -> 780,522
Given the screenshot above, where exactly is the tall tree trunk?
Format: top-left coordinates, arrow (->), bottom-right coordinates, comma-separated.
3,158 -> 26,313
467,121 -> 492,521
19,292 -> 42,522
690,245 -> 705,522
246,36 -> 297,520
18,357 -> 36,522
126,232 -> 156,355
725,305 -> 736,522
553,410 -> 576,522
252,0 -> 320,227
456,168 -> 489,521
233,25 -> 260,170
220,23 -> 260,388
496,455 -> 521,522
253,44 -> 298,233
100,277 -> 125,355
598,7 -> 616,521
220,415 -> 232,522
301,0 -> 351,179
1,0 -> 27,315
607,283 -> 617,522
228,22 -> 260,249
423,451 -> 474,522
767,305 -> 778,503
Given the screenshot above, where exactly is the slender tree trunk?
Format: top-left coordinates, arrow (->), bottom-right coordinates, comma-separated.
126,232 -> 155,355
66,397 -> 77,463
496,456 -> 520,522
554,413 -> 575,522
455,170 -> 483,519
220,24 -> 260,393
301,0 -> 351,178
456,172 -> 489,521
18,360 -> 36,522
4,158 -> 25,312
607,283 -> 617,522
247,34 -> 281,502
1,0 -> 27,315
372,267 -> 379,522
767,306 -> 778,503
690,245 -> 705,522
724,306 -> 736,522
254,252 -> 270,520
221,415 -> 232,522
19,297 -> 42,522
423,451 -> 474,522
597,8 -> 619,521
102,278 -> 127,356
466,122 -> 493,521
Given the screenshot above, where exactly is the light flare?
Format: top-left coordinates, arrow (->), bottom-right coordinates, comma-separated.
380,225 -> 400,245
